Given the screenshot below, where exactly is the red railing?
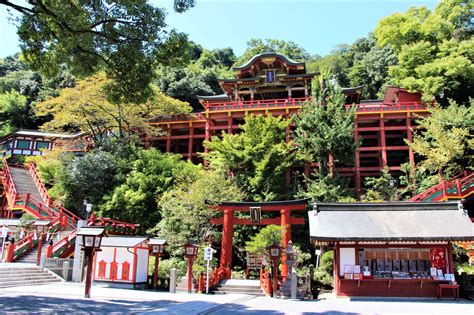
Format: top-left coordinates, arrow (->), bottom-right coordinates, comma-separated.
148,99 -> 428,124
28,162 -> 51,204
197,266 -> 229,293
12,233 -> 35,261
2,157 -> 19,209
409,171 -> 474,202
352,101 -> 426,113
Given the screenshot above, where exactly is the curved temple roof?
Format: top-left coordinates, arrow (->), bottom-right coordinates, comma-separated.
233,52 -> 305,71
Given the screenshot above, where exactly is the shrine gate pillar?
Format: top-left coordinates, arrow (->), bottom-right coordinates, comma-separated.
280,208 -> 291,278
220,208 -> 234,273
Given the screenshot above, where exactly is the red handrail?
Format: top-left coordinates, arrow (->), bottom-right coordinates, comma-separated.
409,172 -> 474,202
28,162 -> 52,205
12,233 -> 35,261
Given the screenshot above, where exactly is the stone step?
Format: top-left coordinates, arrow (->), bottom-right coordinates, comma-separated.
0,278 -> 60,288
0,268 -> 45,274
0,274 -> 56,281
214,284 -> 261,290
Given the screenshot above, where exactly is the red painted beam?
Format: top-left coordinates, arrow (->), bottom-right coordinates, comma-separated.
211,217 -> 305,225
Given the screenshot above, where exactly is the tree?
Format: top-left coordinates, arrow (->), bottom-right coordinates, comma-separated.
35,73 -> 192,142
245,225 -> 282,258
204,114 -> 295,201
99,149 -> 200,233
234,39 -> 311,66
155,47 -> 235,110
361,167 -> 398,202
1,0 -> 195,103
292,78 -> 358,177
374,0 -> 473,104
0,90 -> 30,135
306,45 -> 352,87
347,35 -> 397,99
292,78 -> 359,202
398,162 -> 440,199
151,169 -> 244,257
409,100 -> 473,178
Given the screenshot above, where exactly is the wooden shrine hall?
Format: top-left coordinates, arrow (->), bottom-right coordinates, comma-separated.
211,199 -> 309,278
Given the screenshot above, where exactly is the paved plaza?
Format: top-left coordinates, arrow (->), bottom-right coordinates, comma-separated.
0,283 -> 473,314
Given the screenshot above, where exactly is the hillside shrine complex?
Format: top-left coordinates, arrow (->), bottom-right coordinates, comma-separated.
0,52 -> 473,299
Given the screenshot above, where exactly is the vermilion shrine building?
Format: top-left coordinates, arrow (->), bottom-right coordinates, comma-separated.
146,52 -> 427,195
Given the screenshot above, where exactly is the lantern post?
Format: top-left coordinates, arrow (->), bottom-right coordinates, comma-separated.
184,241 -> 199,293
77,227 -> 105,298
149,239 -> 167,289
267,243 -> 282,297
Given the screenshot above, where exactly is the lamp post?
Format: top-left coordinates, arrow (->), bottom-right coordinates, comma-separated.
34,220 -> 50,266
83,200 -> 93,224
77,227 -> 105,298
149,239 -> 166,289
267,243 -> 281,297
184,241 -> 199,293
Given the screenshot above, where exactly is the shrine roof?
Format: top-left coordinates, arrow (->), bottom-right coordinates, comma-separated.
101,236 -> 148,248
341,85 -> 364,93
233,52 -> 305,71
309,202 -> 474,242
219,77 -> 260,83
197,94 -> 231,101
0,129 -> 84,142
217,198 -> 309,207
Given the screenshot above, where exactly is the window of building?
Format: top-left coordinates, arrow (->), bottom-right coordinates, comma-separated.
17,140 -> 31,149
35,141 -> 50,150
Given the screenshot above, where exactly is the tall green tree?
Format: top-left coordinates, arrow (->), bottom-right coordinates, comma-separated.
292,79 -> 358,177
409,100 -> 473,178
151,169 -> 244,257
292,78 -> 358,202
347,35 -> 397,99
361,167 -> 398,202
374,0 -> 473,104
204,114 -> 295,201
1,0 -> 195,103
100,148 -> 200,232
0,90 -> 30,135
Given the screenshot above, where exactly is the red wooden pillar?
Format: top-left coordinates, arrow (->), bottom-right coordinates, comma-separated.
227,116 -> 233,135
188,125 -> 194,162
354,123 -> 361,197
204,114 -> 210,166
280,208 -> 291,278
5,241 -> 14,262
165,136 -> 171,153
220,208 -> 234,276
334,244 -> 340,295
406,112 -> 415,172
380,114 -> 387,167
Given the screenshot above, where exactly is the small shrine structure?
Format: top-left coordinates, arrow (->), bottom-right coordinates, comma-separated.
308,201 -> 474,298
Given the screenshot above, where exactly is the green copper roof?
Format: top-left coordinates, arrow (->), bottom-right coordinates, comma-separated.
233,52 -> 305,71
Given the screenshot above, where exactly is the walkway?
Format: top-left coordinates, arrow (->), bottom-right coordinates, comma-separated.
0,282 -> 472,314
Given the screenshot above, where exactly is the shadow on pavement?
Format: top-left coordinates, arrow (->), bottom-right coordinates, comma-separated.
0,295 -> 223,314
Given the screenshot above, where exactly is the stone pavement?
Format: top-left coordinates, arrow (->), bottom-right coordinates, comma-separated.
0,282 -> 473,314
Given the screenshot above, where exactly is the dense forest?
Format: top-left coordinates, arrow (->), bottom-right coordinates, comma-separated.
0,0 -> 472,277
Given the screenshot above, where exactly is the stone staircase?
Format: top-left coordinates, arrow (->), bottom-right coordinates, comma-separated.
0,264 -> 62,288
15,242 -> 49,264
9,167 -> 43,201
211,279 -> 265,296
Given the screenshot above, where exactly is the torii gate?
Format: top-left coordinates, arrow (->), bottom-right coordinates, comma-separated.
210,199 -> 308,279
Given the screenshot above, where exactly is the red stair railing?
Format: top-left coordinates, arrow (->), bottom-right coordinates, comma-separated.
408,171 -> 473,202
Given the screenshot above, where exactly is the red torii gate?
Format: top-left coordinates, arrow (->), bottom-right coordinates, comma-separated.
210,199 -> 309,279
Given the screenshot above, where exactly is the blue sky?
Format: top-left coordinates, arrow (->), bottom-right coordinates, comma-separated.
0,0 -> 438,58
